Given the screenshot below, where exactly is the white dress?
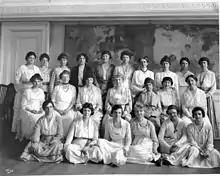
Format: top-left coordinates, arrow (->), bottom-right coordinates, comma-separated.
51,84 -> 77,137
131,69 -> 154,97
155,71 -> 179,96
39,66 -> 52,93
76,85 -> 103,124
176,71 -> 194,99
114,64 -> 134,89
12,64 -> 41,133
19,88 -> 45,140
90,118 -> 132,166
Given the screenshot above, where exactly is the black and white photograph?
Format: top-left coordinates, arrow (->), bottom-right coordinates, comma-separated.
0,0 -> 219,175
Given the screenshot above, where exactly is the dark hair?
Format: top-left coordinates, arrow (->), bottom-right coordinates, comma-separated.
120,50 -> 132,60
39,53 -> 50,62
30,73 -> 43,83
42,99 -> 54,111
101,50 -> 112,60
185,74 -> 197,83
192,106 -> 205,118
84,72 -> 95,86
111,104 -> 123,114
144,77 -> 154,87
199,57 -> 210,66
179,57 -> 190,65
59,70 -> 70,80
166,105 -> 179,115
80,102 -> 94,116
25,51 -> 37,61
162,77 -> 173,86
76,53 -> 89,62
134,102 -> 145,110
138,56 -> 149,63
185,44 -> 191,48
160,55 -> 171,65
57,52 -> 69,61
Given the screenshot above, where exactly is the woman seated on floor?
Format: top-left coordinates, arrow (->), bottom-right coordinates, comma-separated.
51,70 -> 77,138
158,105 -> 189,166
135,78 -> 162,134
89,105 -> 132,167
20,99 -> 64,163
76,73 -> 103,125
127,103 -> 161,165
102,74 -> 132,135
182,106 -> 220,168
19,73 -> 45,141
64,103 -> 99,164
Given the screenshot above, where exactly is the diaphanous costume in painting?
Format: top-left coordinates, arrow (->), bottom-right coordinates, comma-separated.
20,111 -> 64,163
127,118 -> 161,164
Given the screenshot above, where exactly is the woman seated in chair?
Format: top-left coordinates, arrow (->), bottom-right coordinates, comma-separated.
19,74 -> 45,141
64,103 -> 99,164
89,105 -> 131,167
182,106 -> 220,168
158,105 -> 189,166
135,77 -> 161,134
127,103 -> 161,165
20,99 -> 63,163
102,74 -> 132,134
51,70 -> 77,138
75,73 -> 103,125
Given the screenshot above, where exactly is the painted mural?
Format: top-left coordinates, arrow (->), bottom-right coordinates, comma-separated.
64,24 -> 219,88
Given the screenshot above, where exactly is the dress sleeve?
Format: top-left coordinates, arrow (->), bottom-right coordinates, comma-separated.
209,72 -> 216,95
65,120 -> 76,145
49,68 -> 56,94
51,85 -> 58,106
32,119 -> 42,143
181,93 -> 191,117
205,125 -> 214,151
186,124 -> 199,148
158,121 -> 171,150
149,121 -> 159,150
125,89 -> 132,113
21,89 -> 29,110
124,122 -> 132,151
105,89 -> 112,113
96,88 -> 103,110
56,114 -> 64,139
154,73 -> 160,90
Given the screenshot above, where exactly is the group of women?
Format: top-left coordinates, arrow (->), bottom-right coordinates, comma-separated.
12,50 -> 220,168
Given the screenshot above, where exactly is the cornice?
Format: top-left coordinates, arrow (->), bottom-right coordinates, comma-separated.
0,2 -> 218,21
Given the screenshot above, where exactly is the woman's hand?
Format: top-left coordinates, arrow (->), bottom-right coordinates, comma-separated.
153,148 -> 159,155
123,148 -> 129,157
170,144 -> 178,153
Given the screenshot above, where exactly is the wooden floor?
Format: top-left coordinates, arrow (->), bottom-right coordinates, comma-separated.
0,132 -> 220,175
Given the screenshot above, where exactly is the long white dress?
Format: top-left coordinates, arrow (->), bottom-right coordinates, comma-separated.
182,122 -> 220,168
158,118 -> 190,166
131,69 -> 154,97
114,64 -> 134,89
19,88 -> 45,140
76,85 -> 103,124
12,65 -> 41,133
39,66 -> 52,94
90,118 -> 132,166
155,71 -> 179,96
197,70 -> 219,138
127,118 -> 161,164
181,87 -> 210,126
51,84 -> 77,137
176,70 -> 194,99
64,117 -> 99,164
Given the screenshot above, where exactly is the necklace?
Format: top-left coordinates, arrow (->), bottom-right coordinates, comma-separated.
62,84 -> 69,92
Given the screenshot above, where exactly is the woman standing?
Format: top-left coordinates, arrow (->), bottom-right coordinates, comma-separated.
127,103 -> 161,165
114,51 -> 134,89
19,74 -> 45,141
176,57 -> 194,99
12,51 -> 41,135
39,53 -> 52,99
197,57 -> 218,138
182,107 -> 220,168
90,105 -> 131,166
49,52 -> 70,95
64,103 -> 99,164
94,51 -> 115,100
76,73 -> 103,125
131,56 -> 154,98
51,70 -> 77,137
155,55 -> 179,95
20,100 -> 63,163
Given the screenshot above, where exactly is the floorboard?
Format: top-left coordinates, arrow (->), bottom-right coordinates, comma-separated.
0,133 -> 220,175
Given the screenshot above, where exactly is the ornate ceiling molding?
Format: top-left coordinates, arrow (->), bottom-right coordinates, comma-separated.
0,2 -> 218,21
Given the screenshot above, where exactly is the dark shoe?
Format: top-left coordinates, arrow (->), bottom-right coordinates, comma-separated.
163,159 -> 171,166
155,158 -> 163,167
